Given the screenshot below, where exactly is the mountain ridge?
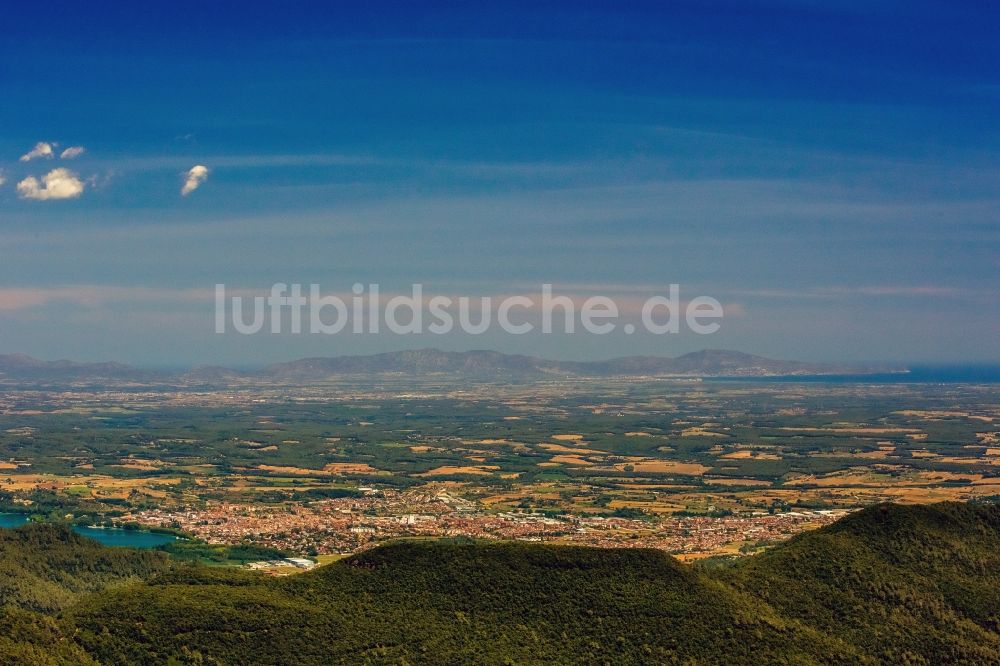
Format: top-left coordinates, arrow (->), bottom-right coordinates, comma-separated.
259,348 -> 888,380
0,349 -> 901,384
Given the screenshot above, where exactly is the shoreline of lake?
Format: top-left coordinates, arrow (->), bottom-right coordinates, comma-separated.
0,513 -> 179,548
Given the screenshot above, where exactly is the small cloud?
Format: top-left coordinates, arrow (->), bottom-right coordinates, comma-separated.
16,168 -> 86,201
87,170 -> 115,190
60,146 -> 86,159
19,141 -> 55,162
181,164 -> 209,196
821,285 -> 959,298
0,171 -> 5,187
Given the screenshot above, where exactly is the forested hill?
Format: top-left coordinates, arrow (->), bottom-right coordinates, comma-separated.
2,503 -> 1000,664
0,524 -> 171,613
0,524 -> 172,664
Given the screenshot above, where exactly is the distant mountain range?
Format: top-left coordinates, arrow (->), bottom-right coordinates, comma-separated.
0,353 -> 155,382
0,349 -> 901,384
254,348 -> 894,380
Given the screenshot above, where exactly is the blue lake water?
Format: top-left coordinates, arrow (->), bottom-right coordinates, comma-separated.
0,513 -> 177,548
0,513 -> 29,528
72,525 -> 177,548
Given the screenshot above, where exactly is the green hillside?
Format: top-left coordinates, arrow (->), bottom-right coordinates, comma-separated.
726,503 -> 1000,664
0,609 -> 97,665
0,524 -> 171,665
70,541 -> 852,665
0,524 -> 171,613
2,503 -> 1000,664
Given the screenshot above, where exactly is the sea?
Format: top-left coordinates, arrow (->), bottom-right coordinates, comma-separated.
710,364 -> 1000,384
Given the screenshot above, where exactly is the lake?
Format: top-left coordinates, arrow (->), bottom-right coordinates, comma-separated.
72,525 -> 178,548
0,513 -> 177,548
0,513 -> 29,529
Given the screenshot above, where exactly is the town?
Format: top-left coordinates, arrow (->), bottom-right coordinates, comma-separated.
125,487 -> 850,560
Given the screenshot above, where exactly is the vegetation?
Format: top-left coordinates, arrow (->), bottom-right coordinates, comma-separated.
0,503 -> 996,663
725,502 -> 1000,664
0,524 -> 171,613
0,379 -> 996,519
157,540 -> 289,565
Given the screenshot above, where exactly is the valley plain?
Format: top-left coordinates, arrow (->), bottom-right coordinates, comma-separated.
1,362 -> 997,563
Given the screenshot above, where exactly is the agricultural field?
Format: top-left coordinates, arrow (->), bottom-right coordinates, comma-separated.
0,377 -> 997,557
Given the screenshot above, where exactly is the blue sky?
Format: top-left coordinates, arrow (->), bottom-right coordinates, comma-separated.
0,1 -> 997,365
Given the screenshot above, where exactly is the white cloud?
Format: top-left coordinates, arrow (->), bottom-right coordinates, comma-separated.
0,285 -> 219,311
19,142 -> 55,162
181,164 -> 209,196
16,168 -> 86,201
0,171 -> 5,187
60,146 -> 86,159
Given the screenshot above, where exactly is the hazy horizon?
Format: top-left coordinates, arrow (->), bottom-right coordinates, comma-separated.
6,346 -> 1000,376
